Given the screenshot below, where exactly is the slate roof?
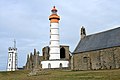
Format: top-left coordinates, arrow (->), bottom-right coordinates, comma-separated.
73,27 -> 120,53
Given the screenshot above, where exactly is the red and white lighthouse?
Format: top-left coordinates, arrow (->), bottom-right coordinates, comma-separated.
41,6 -> 69,69
49,6 -> 60,60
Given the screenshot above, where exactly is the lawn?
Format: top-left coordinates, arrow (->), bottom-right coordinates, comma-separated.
0,69 -> 120,80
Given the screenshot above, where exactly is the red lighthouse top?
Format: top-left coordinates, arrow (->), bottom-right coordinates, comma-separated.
49,6 -> 60,23
51,6 -> 57,12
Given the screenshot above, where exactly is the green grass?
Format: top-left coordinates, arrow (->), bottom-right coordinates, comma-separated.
0,69 -> 120,80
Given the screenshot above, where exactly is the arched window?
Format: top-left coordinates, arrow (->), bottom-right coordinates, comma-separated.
83,57 -> 88,63
48,63 -> 51,69
59,63 -> 62,68
60,47 -> 65,58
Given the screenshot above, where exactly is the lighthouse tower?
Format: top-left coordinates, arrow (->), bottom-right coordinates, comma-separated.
41,6 -> 69,69
7,40 -> 17,71
49,6 -> 60,60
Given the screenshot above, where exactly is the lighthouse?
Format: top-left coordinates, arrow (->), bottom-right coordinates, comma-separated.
7,40 -> 17,71
49,6 -> 60,60
41,6 -> 69,69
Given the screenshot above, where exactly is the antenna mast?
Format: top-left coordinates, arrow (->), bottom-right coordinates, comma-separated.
14,39 -> 16,48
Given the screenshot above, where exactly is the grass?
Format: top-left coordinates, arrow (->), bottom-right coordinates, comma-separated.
0,69 -> 120,80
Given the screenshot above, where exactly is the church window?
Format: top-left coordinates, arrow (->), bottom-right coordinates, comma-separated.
83,57 -> 88,63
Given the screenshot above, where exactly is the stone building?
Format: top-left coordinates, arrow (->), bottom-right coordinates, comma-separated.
42,45 -> 71,61
73,27 -> 120,70
24,49 -> 42,70
24,45 -> 71,70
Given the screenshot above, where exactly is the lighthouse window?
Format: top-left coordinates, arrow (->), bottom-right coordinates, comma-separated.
9,64 -> 10,66
10,54 -> 11,57
9,59 -> 11,61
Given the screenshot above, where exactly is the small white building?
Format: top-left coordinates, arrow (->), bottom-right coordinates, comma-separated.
7,40 -> 17,71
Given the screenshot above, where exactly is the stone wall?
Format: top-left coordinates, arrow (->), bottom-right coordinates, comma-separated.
42,46 -> 49,60
60,45 -> 70,60
24,45 -> 71,70
24,49 -> 42,70
73,47 -> 120,70
42,45 -> 71,60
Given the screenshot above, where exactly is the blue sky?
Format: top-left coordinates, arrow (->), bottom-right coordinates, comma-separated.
0,0 -> 120,71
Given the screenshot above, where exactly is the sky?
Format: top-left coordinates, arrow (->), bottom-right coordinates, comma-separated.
0,0 -> 120,71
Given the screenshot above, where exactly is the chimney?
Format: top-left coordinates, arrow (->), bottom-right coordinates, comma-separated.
81,26 -> 86,39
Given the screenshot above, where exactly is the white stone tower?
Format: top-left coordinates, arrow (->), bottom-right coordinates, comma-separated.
7,40 -> 17,71
49,6 -> 60,60
41,6 -> 69,69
